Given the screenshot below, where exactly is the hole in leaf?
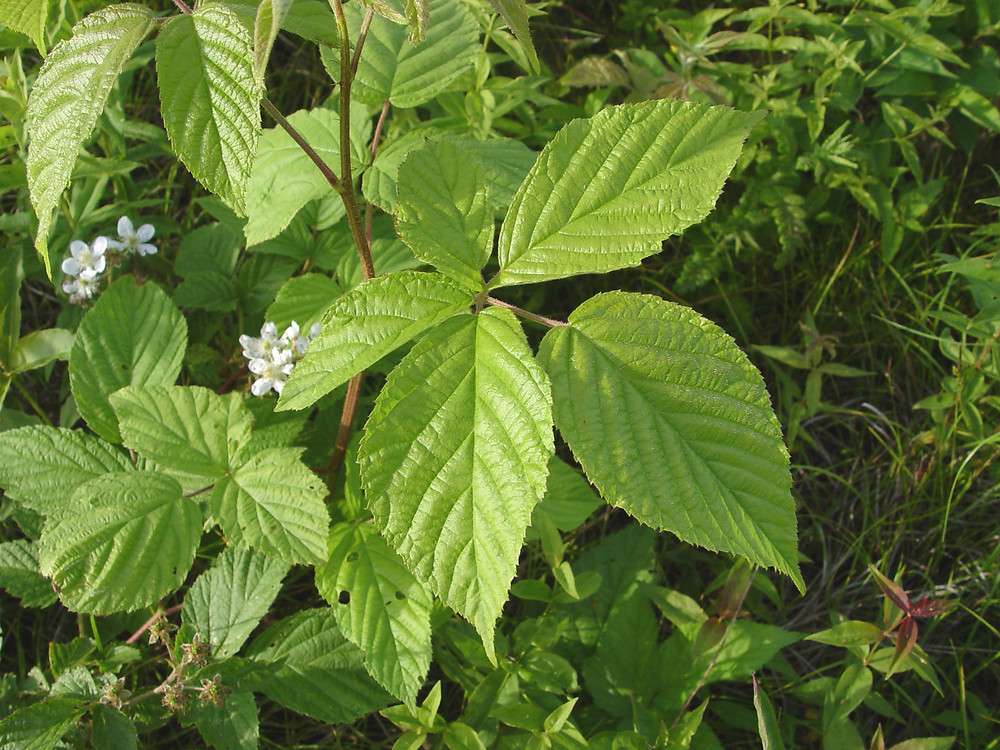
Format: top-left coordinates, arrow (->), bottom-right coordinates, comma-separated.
338,591 -> 350,605
346,552 -> 359,563
395,591 -> 405,601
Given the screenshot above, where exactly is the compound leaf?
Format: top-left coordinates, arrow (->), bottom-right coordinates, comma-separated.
39,471 -> 201,613
343,0 -> 478,108
396,139 -> 493,290
183,546 -> 290,659
0,426 -> 131,516
156,6 -> 260,213
247,609 -> 390,723
111,385 -> 252,486
359,308 -> 554,657
69,277 -> 187,443
26,4 -> 155,274
494,101 -> 765,287
278,271 -> 473,412
316,523 -> 432,708
537,292 -> 801,589
211,447 -> 328,564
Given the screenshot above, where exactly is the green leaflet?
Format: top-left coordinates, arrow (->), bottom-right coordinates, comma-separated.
247,609 -> 390,723
396,139 -> 494,291
8,328 -> 74,374
655,621 -> 804,714
182,546 -> 290,659
485,0 -> 539,73
68,277 -> 187,443
214,0 -> 339,49
341,0 -> 478,108
566,524 -> 657,647
26,4 -> 155,275
210,447 -> 328,564
183,691 -> 259,750
493,100 -> 766,288
91,706 -> 138,750
0,539 -> 57,608
0,698 -> 86,750
111,385 -> 252,488
38,471 -> 201,614
537,292 -> 802,589
266,273 -> 343,334
156,6 -> 261,214
0,425 -> 132,517
253,0 -> 293,86
531,457 -> 602,533
316,523 -> 433,708
362,129 -> 534,215
404,0 -> 429,43
243,107 -> 370,245
277,271 -> 473,412
0,0 -> 51,51
358,308 -> 554,658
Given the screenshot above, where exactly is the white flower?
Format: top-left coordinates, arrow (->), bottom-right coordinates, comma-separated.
61,237 -> 107,280
248,346 -> 295,396
62,274 -> 99,304
309,322 -> 321,339
239,322 -> 280,360
107,216 -> 156,256
280,321 -> 312,356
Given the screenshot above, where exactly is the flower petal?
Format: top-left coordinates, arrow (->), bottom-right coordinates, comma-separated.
117,216 -> 135,238
251,378 -> 273,396
136,224 -> 155,242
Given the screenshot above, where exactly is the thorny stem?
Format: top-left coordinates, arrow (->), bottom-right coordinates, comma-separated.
126,604 -> 183,645
171,0 -> 192,13
486,296 -> 568,327
331,0 -> 373,280
262,98 -> 341,192
323,0 -> 377,490
325,374 -> 363,489
671,568 -> 757,728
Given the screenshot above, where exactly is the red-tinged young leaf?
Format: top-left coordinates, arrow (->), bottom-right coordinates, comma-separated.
868,565 -> 912,613
910,596 -> 957,618
888,617 -> 918,678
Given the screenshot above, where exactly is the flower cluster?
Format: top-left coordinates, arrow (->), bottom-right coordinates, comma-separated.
239,321 -> 321,396
61,236 -> 107,304
60,215 -> 156,305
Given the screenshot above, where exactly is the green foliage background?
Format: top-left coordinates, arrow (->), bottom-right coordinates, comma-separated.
1,0 -> 999,748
